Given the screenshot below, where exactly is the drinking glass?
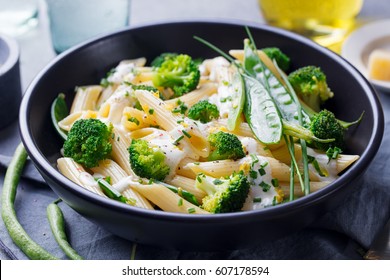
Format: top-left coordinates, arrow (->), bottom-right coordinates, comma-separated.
45,0 -> 130,54
258,0 -> 364,48
0,0 -> 39,36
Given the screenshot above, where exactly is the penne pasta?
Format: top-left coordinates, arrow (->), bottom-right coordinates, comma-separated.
110,127 -> 135,176
129,181 -> 209,214
70,85 -> 102,114
166,175 -> 206,203
165,83 -> 218,108
90,159 -> 154,210
57,157 -> 106,196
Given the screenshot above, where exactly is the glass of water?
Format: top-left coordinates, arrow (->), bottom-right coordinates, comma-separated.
0,0 -> 39,36
45,0 -> 130,54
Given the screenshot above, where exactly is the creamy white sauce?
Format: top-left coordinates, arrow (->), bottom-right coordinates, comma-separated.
104,84 -> 137,124
112,176 -> 132,193
147,130 -> 188,179
200,57 -> 230,81
108,62 -> 136,84
240,137 -> 258,156
240,155 -> 278,210
307,148 -> 339,181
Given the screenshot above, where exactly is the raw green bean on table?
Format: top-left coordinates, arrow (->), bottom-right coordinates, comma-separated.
1,143 -> 58,260
47,201 -> 83,260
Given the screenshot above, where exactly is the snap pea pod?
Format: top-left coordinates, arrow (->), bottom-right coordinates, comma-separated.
243,38 -> 307,125
47,201 -> 83,260
51,93 -> 69,141
227,69 -> 245,131
243,75 -> 282,145
1,143 -> 58,260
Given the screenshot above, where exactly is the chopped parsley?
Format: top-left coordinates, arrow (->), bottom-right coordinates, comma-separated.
187,207 -> 196,214
271,178 -> 279,188
182,130 -> 192,138
259,181 -> 271,192
178,198 -> 183,206
308,155 -> 327,177
249,170 -> 258,179
128,117 -> 140,126
213,179 -> 224,185
173,135 -> 184,146
253,197 -> 262,203
326,147 -> 342,163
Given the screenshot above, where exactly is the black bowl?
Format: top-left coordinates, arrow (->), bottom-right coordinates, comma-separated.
19,20 -> 384,251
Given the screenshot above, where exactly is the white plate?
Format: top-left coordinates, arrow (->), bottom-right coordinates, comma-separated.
341,19 -> 390,93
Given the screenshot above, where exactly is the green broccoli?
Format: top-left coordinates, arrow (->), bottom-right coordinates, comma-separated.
187,100 -> 220,123
128,139 -> 170,181
195,171 -> 250,213
262,47 -> 290,72
63,118 -> 113,168
208,131 -> 245,161
152,54 -> 200,97
151,52 -> 178,67
288,66 -> 334,112
309,109 -> 346,151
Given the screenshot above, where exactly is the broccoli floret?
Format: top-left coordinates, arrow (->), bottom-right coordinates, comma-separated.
152,54 -> 200,97
151,52 -> 178,67
187,100 -> 220,123
195,171 -> 250,213
288,66 -> 334,112
310,109 -> 346,151
262,47 -> 290,72
207,131 -> 245,161
128,139 -> 170,181
63,119 -> 113,168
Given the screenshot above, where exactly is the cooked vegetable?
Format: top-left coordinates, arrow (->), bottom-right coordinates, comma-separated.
262,47 -> 291,72
156,181 -> 200,206
51,93 -> 69,141
152,54 -> 200,97
288,66 -> 334,112
227,70 -> 246,131
208,131 -> 245,161
63,118 -> 113,168
47,200 -> 83,260
128,139 -> 170,181
187,100 -> 219,123
1,143 -> 57,260
195,171 -> 250,213
151,52 -> 178,67
243,74 -> 282,144
310,109 -> 346,151
97,178 -> 136,205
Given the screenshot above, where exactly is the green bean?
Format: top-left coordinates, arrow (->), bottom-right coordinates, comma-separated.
1,143 -> 58,260
243,75 -> 282,144
47,201 -> 83,260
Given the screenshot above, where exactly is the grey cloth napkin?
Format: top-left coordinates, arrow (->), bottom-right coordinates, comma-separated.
1,92 -> 389,259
